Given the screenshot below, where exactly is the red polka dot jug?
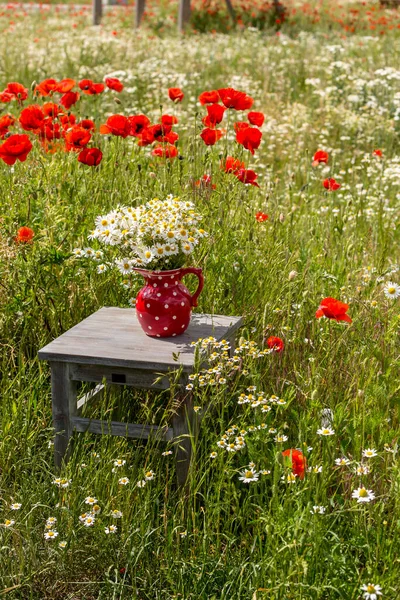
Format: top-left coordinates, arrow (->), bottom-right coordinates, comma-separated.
133,267 -> 204,338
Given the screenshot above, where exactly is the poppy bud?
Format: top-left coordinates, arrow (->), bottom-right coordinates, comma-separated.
137,164 -> 141,171
288,270 -> 298,281
114,97 -> 122,105
279,213 -> 285,222
148,172 -> 156,178
31,81 -> 37,92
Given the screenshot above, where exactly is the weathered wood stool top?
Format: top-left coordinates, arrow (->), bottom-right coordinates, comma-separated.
38,308 -> 243,485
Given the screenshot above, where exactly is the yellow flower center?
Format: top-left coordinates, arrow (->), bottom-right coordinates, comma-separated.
359,488 -> 368,497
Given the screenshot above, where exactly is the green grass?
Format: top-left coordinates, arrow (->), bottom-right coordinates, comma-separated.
0,5 -> 399,599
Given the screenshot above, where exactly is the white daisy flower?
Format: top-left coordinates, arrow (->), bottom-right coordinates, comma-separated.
136,480 -> 146,488
118,477 -> 130,486
335,457 -> 350,466
316,427 -> 335,436
238,468 -> 259,483
310,506 -> 326,514
10,503 -> 22,511
362,448 -> 378,458
383,281 -> 400,299
352,487 -> 375,503
105,525 -> 118,534
58,541 -> 67,549
361,583 -> 383,599
84,496 -> 98,505
3,519 -> 15,528
44,530 -> 59,540
83,516 -> 96,527
113,459 -> 126,468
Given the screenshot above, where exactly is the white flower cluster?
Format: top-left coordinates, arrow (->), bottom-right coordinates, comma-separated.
87,195 -> 207,273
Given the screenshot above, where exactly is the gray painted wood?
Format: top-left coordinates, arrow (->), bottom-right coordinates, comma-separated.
93,0 -> 102,25
71,364 -> 174,389
172,392 -> 197,487
38,309 -> 242,372
51,362 -> 77,470
178,0 -> 191,31
135,0 -> 146,28
71,417 -> 173,441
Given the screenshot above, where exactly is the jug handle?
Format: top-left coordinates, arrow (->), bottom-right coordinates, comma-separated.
180,267 -> 204,307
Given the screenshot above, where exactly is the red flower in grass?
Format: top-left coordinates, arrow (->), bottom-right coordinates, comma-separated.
373,149 -> 383,158
40,118 -> 61,141
0,91 -> 13,103
15,226 -> 34,243
255,211 -> 268,222
195,174 -> 216,189
144,123 -> 173,144
200,128 -> 223,146
236,127 -> 262,154
218,87 -> 254,110
282,449 -> 306,479
267,336 -> 284,352
42,103 -> 60,118
105,77 -> 124,92
323,177 -> 340,191
151,144 -> 178,158
78,79 -> 105,95
168,87 -> 184,102
78,147 -> 102,166
0,114 -> 15,139
19,105 -> 45,132
64,126 -> 91,151
202,104 -> 226,128
236,168 -> 259,187
198,90 -> 220,105
160,114 -> 178,127
0,134 -> 32,165
55,79 -> 76,93
60,91 -> 80,109
4,82 -> 28,103
128,114 -> 150,137
316,297 -> 352,323
59,114 -> 76,130
247,111 -> 264,127
234,121 -> 250,133
35,78 -> 57,97
312,149 -> 329,166
222,156 -> 245,174
100,115 -> 131,138
79,119 -> 96,132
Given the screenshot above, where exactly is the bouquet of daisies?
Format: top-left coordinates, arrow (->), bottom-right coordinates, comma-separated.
77,195 -> 207,275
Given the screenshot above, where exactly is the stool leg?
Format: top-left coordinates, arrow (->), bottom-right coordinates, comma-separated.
172,394 -> 197,487
51,362 -> 77,470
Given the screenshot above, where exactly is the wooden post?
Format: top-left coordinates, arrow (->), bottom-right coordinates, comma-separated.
51,362 -> 77,470
225,0 -> 236,24
172,392 -> 197,487
178,0 -> 191,32
93,0 -> 102,26
135,0 -> 146,28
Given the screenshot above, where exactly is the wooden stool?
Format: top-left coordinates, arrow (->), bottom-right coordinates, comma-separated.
38,308 -> 242,486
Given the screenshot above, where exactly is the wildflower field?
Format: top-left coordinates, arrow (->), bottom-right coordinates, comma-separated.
0,1 -> 400,599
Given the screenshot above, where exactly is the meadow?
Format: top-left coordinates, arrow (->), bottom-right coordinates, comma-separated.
0,2 -> 399,598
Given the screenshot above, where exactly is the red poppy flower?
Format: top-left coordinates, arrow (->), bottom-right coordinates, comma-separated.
60,91 -> 80,109
198,90 -> 220,105
315,297 -> 352,323
64,126 -> 91,151
0,91 -> 13,103
40,118 -> 61,141
312,149 -> 329,166
55,79 -> 76,93
4,82 -> 28,103
105,77 -> 124,92
195,174 -> 216,189
79,119 -> 96,132
164,131 -> 179,144
200,127 -> 223,146
160,114 -> 178,127
267,336 -> 284,352
145,123 -> 173,143
15,226 -> 34,243
236,168 -> 259,187
255,211 -> 268,222
42,103 -> 60,118
373,149 -> 383,158
234,121 -> 250,133
59,114 -> 76,130
168,87 -> 184,102
19,105 -> 45,132
128,114 -> 150,137
78,79 -> 105,95
236,127 -> 262,154
202,104 -> 226,128
248,111 -> 264,127
78,147 -> 103,166
323,178 -> 340,191
99,115 -> 131,138
35,78 -> 57,97
0,134 -> 33,165
218,87 -> 254,110
282,449 -> 306,479
222,156 -> 245,174
0,114 -> 15,139
151,144 -> 178,158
